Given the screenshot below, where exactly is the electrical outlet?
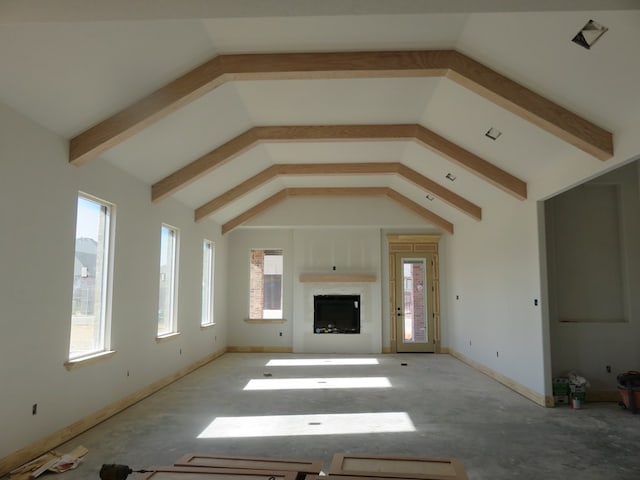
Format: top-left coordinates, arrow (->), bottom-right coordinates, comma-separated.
496,351 -> 499,358
32,403 -> 37,415
279,332 -> 283,336
126,370 -> 130,377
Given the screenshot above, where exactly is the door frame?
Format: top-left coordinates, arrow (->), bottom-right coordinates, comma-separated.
387,234 -> 441,353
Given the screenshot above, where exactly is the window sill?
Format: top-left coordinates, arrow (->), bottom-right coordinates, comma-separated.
156,332 -> 181,343
200,323 -> 216,330
64,350 -> 116,370
244,319 -> 287,324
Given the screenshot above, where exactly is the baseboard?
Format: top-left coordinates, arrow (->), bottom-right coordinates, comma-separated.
447,348 -> 547,407
226,346 -> 293,353
0,347 -> 226,477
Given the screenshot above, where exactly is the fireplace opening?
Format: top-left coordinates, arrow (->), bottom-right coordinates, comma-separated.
314,295 -> 360,334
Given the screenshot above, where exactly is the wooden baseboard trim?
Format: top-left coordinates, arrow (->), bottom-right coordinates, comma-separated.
447,348 -> 547,407
0,348 -> 226,477
226,346 -> 293,353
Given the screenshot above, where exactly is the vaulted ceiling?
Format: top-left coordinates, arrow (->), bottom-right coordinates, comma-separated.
2,1 -> 639,234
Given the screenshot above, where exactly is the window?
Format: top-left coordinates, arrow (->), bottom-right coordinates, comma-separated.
201,239 -> 215,326
69,194 -> 113,359
250,249 -> 283,319
158,224 -> 179,336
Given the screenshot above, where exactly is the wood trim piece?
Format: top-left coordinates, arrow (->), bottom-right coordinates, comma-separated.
220,187 -> 454,234
0,348 -> 226,477
195,162 -> 481,222
328,453 -> 468,480
138,467 -> 298,480
156,124 -> 524,203
174,454 -> 323,480
70,50 -> 612,167
299,274 -> 377,283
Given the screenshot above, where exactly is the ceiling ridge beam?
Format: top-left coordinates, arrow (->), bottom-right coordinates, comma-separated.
195,161 -> 480,222
221,189 -> 289,235
385,189 -> 454,234
413,125 -> 527,200
395,164 -> 481,219
69,50 -> 612,166
220,186 -> 454,235
154,123 -> 524,203
446,51 -> 613,161
194,164 -> 281,221
152,128 -> 260,202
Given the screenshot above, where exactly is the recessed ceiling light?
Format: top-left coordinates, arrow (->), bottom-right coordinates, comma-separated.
485,127 -> 502,141
445,173 -> 456,182
572,19 -> 608,50
425,194 -> 434,201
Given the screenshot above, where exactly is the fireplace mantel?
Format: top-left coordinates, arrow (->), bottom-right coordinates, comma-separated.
299,273 -> 376,283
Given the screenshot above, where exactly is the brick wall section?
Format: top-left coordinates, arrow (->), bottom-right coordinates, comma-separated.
249,249 -> 265,318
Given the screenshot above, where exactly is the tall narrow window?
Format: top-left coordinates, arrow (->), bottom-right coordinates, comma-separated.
250,249 -> 283,319
201,239 -> 215,326
69,194 -> 113,359
158,224 -> 179,336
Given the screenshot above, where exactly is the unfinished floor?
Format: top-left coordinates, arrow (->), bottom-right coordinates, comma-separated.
31,353 -> 640,479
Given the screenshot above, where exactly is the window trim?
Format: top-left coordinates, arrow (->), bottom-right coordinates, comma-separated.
249,248 -> 284,320
68,192 -> 115,362
201,239 -> 215,327
157,223 -> 180,337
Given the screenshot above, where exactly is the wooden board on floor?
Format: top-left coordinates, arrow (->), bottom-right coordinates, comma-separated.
174,455 -> 323,480
328,454 -> 467,480
138,466 -> 299,480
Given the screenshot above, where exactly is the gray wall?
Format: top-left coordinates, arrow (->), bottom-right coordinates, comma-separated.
546,160 -> 640,390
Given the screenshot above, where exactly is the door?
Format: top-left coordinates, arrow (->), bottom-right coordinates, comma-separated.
395,253 -> 435,353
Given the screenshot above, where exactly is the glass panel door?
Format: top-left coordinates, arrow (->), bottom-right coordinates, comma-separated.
402,259 -> 428,344
395,254 -> 434,352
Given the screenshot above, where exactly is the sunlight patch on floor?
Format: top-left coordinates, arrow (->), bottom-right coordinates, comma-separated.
266,358 -> 379,366
197,412 -> 415,438
244,377 -> 391,390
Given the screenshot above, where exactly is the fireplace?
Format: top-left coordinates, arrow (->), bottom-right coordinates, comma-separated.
313,294 -> 360,334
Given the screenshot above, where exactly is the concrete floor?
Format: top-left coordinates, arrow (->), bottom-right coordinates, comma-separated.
40,353 -> 640,479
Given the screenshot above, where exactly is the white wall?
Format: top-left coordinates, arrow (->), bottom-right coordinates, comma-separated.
226,227 -> 385,353
0,101 -> 227,459
443,196 -> 546,395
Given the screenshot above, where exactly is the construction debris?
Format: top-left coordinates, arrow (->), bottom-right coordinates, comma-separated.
9,446 -> 88,480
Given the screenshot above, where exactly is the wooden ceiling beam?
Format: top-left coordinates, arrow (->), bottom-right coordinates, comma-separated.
155,123 -> 525,203
69,50 -> 612,166
221,186 -> 454,235
195,162 -> 481,222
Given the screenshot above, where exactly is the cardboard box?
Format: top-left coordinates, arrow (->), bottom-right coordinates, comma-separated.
554,395 -> 569,406
552,377 -> 570,395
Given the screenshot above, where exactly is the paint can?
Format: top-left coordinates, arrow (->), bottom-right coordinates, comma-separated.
571,398 -> 582,409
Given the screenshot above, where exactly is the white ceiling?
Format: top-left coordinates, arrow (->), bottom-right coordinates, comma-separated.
1,1 -> 639,233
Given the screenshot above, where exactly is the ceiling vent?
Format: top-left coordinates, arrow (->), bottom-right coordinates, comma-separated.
485,127 -> 502,141
572,20 -> 608,50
